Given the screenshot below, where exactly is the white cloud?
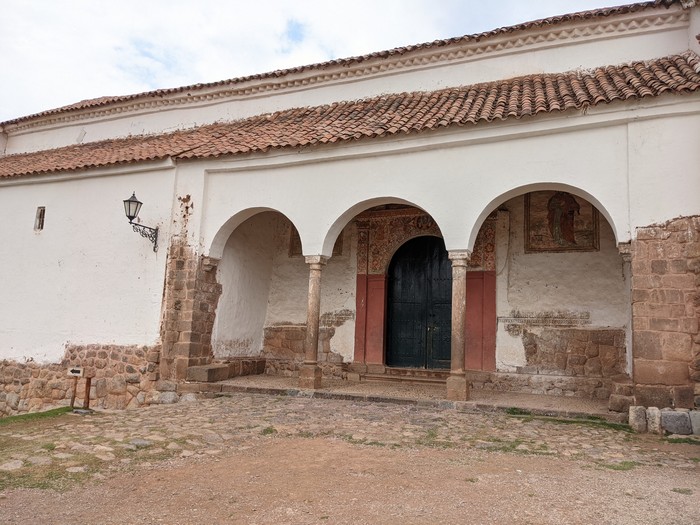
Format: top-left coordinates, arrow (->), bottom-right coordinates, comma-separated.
0,0 -> 612,122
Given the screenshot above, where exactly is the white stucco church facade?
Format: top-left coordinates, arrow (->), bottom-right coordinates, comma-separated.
1,0 -> 699,415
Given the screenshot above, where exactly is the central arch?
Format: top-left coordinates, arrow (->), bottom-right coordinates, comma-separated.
386,236 -> 452,369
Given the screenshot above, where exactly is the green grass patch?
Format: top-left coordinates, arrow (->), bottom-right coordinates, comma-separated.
0,406 -> 72,426
260,426 -> 277,436
482,437 -> 523,453
598,460 -> 639,471
476,437 -> 553,457
671,488 -> 693,495
416,427 -> 455,449
342,435 -> 364,444
507,413 -> 632,433
0,467 -> 88,492
665,437 -> 700,445
547,417 -> 632,432
0,451 -> 106,492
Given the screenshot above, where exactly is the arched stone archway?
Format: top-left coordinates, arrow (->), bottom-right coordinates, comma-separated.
467,182 -> 626,253
348,204 -> 497,372
211,209 -> 355,379
213,211 -> 293,360
468,188 -> 631,399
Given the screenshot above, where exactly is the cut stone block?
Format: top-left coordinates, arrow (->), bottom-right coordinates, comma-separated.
672,385 -> 695,409
689,411 -> 700,436
158,392 -> 179,405
660,409 -> 692,435
646,407 -> 662,434
609,394 -> 633,413
628,406 -> 647,433
635,385 -> 672,409
186,364 -> 230,383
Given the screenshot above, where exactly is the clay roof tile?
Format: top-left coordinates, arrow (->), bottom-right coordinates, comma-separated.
1,53 -> 698,178
1,1 -> 684,127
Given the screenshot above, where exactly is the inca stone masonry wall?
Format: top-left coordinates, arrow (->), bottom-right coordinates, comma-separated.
160,237 -> 222,381
0,344 -> 157,416
519,327 -> 626,378
262,325 -> 346,378
631,216 -> 700,409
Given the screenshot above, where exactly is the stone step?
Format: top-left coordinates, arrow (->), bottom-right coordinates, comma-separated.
608,394 -> 634,413
363,373 -> 447,385
385,367 -> 449,378
186,364 -> 230,383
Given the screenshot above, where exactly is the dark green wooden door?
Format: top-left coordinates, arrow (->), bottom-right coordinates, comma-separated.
386,236 -> 451,369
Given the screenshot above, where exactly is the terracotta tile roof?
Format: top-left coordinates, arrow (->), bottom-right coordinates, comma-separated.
0,0 -> 682,126
1,53 -> 698,179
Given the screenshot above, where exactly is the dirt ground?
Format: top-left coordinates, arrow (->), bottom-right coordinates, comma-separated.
0,395 -> 699,524
2,438 -> 700,525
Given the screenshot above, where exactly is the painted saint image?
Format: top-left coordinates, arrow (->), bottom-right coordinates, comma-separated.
547,192 -> 580,246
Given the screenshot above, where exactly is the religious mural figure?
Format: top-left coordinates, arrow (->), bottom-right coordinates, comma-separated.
547,191 -> 580,246
525,191 -> 599,253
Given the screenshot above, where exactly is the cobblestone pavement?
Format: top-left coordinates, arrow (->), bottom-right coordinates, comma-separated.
1,392 -> 698,482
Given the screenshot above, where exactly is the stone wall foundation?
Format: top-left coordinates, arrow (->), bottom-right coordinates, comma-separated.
262,325 -> 346,378
0,344 -> 159,417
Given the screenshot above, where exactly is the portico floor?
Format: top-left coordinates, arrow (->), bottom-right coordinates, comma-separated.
184,374 -> 626,422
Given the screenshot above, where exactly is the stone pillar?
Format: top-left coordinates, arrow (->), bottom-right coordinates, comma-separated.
446,250 -> 470,401
352,220 -> 371,367
299,255 -> 328,389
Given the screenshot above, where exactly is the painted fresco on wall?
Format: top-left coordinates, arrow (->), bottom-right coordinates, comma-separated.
468,217 -> 496,270
524,191 -> 599,253
354,207 -> 497,274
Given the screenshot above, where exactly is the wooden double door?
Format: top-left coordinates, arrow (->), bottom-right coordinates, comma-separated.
386,236 -> 452,369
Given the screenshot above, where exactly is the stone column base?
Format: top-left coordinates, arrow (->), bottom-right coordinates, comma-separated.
446,374 -> 470,401
299,364 -> 322,389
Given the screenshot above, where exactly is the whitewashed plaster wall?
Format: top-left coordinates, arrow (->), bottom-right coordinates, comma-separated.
3,71 -> 697,368
0,165 -> 174,363
201,117 -> 629,260
264,223 -> 357,361
627,113 -> 700,228
201,96 -> 700,263
3,5 -> 693,154
211,212 -> 277,358
493,196 -> 629,371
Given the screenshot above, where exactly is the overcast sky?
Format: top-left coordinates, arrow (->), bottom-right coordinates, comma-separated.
0,0 -> 614,122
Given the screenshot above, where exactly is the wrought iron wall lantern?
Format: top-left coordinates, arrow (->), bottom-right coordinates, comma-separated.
123,192 -> 158,252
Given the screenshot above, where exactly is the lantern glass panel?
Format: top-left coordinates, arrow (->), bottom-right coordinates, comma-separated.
123,193 -> 142,222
